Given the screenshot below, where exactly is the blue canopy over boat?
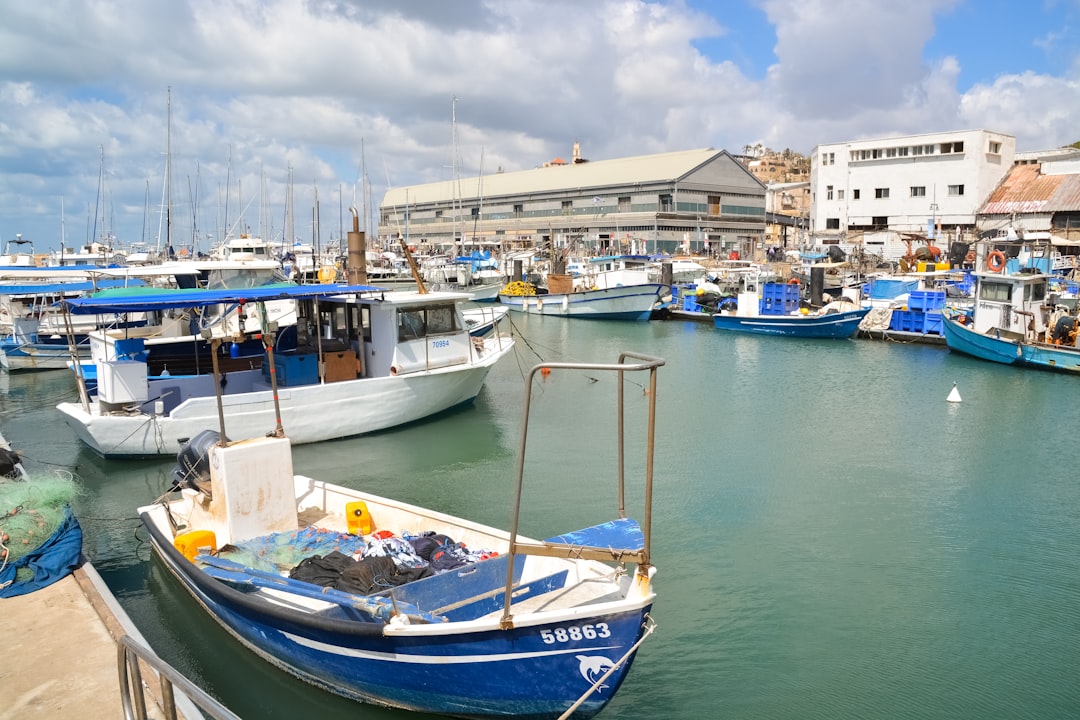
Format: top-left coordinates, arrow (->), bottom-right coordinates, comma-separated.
61,283 -> 386,315
0,278 -> 147,295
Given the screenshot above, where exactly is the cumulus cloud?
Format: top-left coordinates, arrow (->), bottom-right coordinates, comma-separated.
0,0 -> 1076,249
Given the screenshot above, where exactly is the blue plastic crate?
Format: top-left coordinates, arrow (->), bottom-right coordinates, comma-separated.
924,311 -> 943,334
907,290 -> 946,311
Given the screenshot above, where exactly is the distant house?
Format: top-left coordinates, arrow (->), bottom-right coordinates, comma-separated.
810,129 -> 1015,259
378,146 -> 766,259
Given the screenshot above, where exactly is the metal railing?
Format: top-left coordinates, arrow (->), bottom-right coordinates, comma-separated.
118,634 -> 238,720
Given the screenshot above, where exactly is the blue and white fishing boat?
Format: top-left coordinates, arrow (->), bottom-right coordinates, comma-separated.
138,351 -> 662,718
56,283 -> 515,457
711,282 -> 869,338
941,242 -> 1080,372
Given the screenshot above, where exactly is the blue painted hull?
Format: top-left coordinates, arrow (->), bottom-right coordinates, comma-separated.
940,317 -> 1021,365
144,517 -> 650,719
711,308 -> 870,338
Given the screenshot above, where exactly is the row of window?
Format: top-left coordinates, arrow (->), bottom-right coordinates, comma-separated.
821,139 -> 1002,165
824,185 -> 965,200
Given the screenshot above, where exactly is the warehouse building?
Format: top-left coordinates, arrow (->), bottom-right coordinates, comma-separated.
378,145 -> 766,259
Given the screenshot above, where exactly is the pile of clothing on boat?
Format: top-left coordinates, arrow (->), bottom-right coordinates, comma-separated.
284,529 -> 497,596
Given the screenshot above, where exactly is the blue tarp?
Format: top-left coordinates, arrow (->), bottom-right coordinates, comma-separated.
0,506 -> 83,598
0,278 -> 147,296
61,282 -> 386,315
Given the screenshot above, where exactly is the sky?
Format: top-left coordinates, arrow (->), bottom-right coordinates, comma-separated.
1,0 -> 1078,253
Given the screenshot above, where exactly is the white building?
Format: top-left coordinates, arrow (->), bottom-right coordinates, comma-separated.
810,129 -> 1015,258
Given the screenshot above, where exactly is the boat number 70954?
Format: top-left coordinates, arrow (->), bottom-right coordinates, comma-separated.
430,339 -> 450,348
539,623 -> 611,644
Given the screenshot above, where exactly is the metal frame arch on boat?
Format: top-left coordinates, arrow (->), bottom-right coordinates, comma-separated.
987,250 -> 1006,272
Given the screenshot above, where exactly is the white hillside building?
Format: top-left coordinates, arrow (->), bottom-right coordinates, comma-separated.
810,129 -> 1015,260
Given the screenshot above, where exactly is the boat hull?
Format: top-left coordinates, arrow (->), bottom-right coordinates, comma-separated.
943,316 -> 1080,372
0,340 -> 89,372
940,317 -> 1021,365
56,348 -> 511,457
711,308 -> 870,338
498,285 -> 665,321
142,500 -> 651,719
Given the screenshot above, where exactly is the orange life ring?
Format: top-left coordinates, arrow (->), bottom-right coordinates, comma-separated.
788,278 -> 800,285
964,250 -> 976,264
987,250 -> 1006,272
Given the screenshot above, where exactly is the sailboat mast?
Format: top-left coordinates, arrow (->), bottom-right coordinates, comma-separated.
166,86 -> 172,252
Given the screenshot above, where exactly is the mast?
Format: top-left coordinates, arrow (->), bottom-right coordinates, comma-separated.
166,86 -> 172,253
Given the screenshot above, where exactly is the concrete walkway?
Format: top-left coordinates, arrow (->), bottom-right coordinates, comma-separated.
0,565 -> 124,719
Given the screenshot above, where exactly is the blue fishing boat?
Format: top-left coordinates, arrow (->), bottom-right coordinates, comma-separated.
712,307 -> 870,338
940,240 -> 1080,373
711,283 -> 869,338
138,351 -> 663,718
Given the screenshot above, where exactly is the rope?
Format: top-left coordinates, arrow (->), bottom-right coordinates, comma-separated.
557,614 -> 657,720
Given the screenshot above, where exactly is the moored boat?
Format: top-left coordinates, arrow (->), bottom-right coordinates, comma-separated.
711,281 -> 869,338
139,350 -> 663,718
56,284 -> 515,457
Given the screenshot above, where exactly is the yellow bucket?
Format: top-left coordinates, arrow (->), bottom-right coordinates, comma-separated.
346,500 -> 374,535
174,530 -> 217,561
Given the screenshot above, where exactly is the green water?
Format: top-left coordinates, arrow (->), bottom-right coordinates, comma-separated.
3,314 -> 1080,719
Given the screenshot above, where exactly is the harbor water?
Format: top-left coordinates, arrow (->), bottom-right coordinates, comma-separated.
3,313 -> 1080,719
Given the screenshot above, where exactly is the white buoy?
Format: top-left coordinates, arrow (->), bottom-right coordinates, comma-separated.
947,383 -> 962,403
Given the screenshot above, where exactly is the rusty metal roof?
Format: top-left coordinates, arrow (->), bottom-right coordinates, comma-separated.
981,162 -> 1080,214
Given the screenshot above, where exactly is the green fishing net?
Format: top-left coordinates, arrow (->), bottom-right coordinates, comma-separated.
0,473 -> 82,582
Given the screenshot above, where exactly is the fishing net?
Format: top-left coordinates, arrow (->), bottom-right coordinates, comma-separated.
0,473 -> 83,592
220,526 -> 367,574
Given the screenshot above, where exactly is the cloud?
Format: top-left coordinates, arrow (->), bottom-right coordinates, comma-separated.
0,0 -> 1077,249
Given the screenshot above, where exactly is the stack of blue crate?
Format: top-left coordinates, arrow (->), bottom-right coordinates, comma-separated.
759,283 -> 800,315
889,290 -> 946,333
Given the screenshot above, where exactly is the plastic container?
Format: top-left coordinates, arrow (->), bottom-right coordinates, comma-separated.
346,500 -> 374,535
907,290 -> 946,312
174,530 -> 217,561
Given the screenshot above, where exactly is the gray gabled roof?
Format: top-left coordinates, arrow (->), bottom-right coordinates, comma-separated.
382,148 -> 730,208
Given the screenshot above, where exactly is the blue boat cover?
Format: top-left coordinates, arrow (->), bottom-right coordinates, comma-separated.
62,282 -> 386,315
0,507 -> 83,598
0,278 -> 147,296
544,517 -> 644,551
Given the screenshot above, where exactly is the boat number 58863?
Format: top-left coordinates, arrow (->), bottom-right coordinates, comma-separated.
539,623 -> 610,644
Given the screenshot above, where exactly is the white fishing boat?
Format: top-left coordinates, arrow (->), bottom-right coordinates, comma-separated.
56,284 -> 515,457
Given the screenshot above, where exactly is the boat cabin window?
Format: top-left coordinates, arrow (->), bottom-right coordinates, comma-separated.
207,267 -> 289,290
397,305 -> 458,341
1026,281 -> 1047,303
979,281 -> 1012,302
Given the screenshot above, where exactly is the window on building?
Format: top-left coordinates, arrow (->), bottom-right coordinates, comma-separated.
912,146 -> 924,156
618,196 -> 631,212
659,194 -> 673,211
875,188 -> 890,199
470,207 -> 479,217
513,203 -> 523,216
826,185 -> 834,200
872,216 -> 888,229
886,148 -> 897,158
948,184 -> 965,196
940,141 -> 964,153
561,200 -> 572,213
837,190 -> 845,200
989,141 -> 1001,154
826,218 -> 840,229
853,189 -> 860,200
911,186 -> 926,197
898,147 -> 909,157
871,149 -> 883,159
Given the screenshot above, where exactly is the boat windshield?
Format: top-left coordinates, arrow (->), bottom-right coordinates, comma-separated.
206,267 -> 290,290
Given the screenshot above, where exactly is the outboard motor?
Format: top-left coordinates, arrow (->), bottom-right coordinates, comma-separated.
170,429 -> 226,497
